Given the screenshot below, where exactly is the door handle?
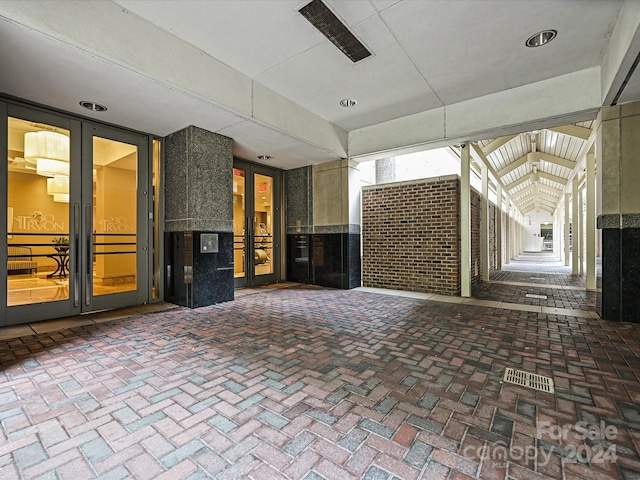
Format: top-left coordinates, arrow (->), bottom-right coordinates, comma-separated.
84,204 -> 92,306
73,204 -> 80,307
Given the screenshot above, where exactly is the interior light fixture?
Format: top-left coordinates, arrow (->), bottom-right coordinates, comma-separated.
526,30 -> 557,48
257,155 -> 271,160
24,131 -> 70,177
36,158 -> 69,177
80,101 -> 107,112
52,194 -> 69,203
47,175 -> 69,195
340,98 -> 357,107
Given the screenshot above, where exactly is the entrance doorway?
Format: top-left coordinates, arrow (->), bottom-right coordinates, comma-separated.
233,161 -> 281,288
2,103 -> 151,326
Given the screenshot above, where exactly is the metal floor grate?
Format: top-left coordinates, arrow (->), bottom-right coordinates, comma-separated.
503,367 -> 555,393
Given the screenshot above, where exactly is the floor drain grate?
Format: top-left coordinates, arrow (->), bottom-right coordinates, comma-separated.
503,367 -> 554,393
526,293 -> 547,299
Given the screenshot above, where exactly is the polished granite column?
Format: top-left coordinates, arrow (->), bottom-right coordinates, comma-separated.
284,161 -> 362,289
285,166 -> 313,284
164,125 -> 234,307
596,103 -> 640,322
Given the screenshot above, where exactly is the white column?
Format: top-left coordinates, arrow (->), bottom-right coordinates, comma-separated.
579,187 -> 585,276
572,177 -> 580,275
497,185 -> 503,270
519,212 -> 524,255
586,153 -> 596,290
460,144 -> 471,297
564,193 -> 571,266
481,164 -> 489,281
504,202 -> 510,265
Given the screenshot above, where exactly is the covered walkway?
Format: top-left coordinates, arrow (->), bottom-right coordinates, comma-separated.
0,266 -> 637,479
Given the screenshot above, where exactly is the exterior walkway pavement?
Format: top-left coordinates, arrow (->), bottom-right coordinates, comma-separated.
1,273 -> 638,479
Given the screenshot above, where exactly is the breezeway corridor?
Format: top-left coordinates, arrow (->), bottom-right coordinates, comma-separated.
1,255 -> 638,480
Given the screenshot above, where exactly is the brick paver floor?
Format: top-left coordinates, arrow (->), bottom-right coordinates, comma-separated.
471,254 -> 599,311
1,285 -> 639,479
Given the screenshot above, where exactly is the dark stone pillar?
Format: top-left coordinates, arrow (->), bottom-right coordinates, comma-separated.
163,125 -> 234,307
285,167 -> 313,284
596,103 -> 640,322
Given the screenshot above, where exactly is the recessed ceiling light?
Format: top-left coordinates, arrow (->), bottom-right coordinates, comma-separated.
340,98 -> 357,108
79,101 -> 107,112
526,30 -> 557,48
257,155 -> 271,160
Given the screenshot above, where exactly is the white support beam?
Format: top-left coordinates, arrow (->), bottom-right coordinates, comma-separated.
538,184 -> 564,197
559,128 -> 597,198
518,195 -> 558,210
497,153 -> 530,177
522,203 -> 555,214
538,152 -> 578,170
505,175 -> 531,192
481,135 -> 518,155
564,193 -> 571,266
586,153 -> 596,290
514,194 -> 558,211
546,125 -> 592,141
471,144 -> 507,193
538,171 -> 569,187
513,185 -> 562,202
461,144 -> 471,298
505,201 -> 511,264
572,177 -> 580,275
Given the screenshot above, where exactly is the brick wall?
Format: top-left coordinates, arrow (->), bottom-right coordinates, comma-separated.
362,178 -> 499,295
362,177 -> 460,295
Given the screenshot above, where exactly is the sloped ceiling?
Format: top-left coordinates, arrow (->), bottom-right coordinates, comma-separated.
1,0 -> 640,212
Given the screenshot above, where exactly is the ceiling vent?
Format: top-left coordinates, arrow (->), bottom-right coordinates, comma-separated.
298,0 -> 372,63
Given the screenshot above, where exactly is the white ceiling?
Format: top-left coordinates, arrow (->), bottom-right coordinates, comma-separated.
1,0 -> 640,211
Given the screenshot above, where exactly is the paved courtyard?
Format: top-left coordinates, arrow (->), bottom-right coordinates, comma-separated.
1,277 -> 640,479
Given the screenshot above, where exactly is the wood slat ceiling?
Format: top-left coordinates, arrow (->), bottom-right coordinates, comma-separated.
482,121 -> 593,214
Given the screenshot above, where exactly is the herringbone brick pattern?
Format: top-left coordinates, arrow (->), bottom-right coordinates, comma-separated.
1,286 -> 640,479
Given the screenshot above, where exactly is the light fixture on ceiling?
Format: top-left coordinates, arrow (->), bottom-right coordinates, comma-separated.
24,131 -> 70,177
526,30 -> 557,48
47,174 -> 71,203
340,98 -> 357,108
257,155 -> 271,160
47,175 -> 69,195
80,101 -> 107,112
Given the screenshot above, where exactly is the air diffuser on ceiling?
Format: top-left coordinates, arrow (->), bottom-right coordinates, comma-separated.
298,0 -> 372,63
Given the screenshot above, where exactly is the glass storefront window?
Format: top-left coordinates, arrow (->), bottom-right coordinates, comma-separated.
254,173 -> 273,276
7,117 -> 70,306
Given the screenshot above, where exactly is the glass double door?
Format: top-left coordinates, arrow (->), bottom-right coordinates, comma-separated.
233,161 -> 280,287
2,104 -> 149,326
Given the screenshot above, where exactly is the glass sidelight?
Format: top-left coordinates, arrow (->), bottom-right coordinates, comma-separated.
3,103 -> 150,326
233,162 -> 280,287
